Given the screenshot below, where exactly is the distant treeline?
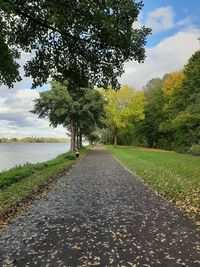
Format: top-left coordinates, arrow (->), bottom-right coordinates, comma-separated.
0,137 -> 69,143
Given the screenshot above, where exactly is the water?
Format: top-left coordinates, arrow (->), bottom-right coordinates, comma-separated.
0,143 -> 70,172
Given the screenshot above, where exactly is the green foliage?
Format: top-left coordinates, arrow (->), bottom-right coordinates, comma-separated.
99,128 -> 114,145
102,85 -> 145,145
138,84 -> 169,148
189,144 -> 200,156
32,81 -> 105,152
161,52 -> 200,151
119,51 -> 200,152
107,146 -> 200,219
0,0 -> 150,88
0,37 -> 21,87
86,131 -> 100,145
32,81 -> 105,129
143,77 -> 163,101
32,81 -> 72,127
76,88 -> 106,136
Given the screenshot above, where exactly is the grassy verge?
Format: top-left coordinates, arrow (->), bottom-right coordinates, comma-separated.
0,146 -> 90,221
107,146 -> 200,221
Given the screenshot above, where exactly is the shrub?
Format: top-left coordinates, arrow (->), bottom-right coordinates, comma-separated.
65,154 -> 76,160
188,144 -> 200,156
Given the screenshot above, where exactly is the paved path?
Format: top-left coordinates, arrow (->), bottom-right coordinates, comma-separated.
0,147 -> 199,267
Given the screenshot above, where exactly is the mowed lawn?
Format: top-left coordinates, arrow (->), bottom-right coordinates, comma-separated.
107,146 -> 200,220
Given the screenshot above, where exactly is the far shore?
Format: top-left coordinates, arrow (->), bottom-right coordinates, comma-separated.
0,137 -> 70,144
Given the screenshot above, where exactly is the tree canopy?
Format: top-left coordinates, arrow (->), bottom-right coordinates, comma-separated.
0,0 -> 150,88
109,51 -> 200,153
102,85 -> 144,146
163,51 -> 200,150
32,81 -> 105,153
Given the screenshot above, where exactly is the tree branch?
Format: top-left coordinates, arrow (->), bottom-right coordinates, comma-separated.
6,2 -> 89,43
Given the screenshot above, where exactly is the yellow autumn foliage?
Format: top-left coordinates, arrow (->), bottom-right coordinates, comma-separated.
162,71 -> 185,96
102,85 -> 145,131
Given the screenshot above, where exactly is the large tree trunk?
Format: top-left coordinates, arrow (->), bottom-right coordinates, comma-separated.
114,134 -> 117,147
79,129 -> 82,148
76,126 -> 79,149
70,119 -> 76,154
76,126 -> 82,149
114,128 -> 118,147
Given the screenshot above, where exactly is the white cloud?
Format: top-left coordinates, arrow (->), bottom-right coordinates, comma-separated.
146,6 -> 175,34
135,6 -> 195,34
119,28 -> 200,89
176,16 -> 194,28
0,49 -> 65,139
0,88 -> 67,138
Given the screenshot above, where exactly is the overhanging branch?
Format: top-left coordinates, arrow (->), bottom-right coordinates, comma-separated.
4,1 -> 89,43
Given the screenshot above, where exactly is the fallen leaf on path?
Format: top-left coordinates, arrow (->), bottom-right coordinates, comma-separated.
72,226 -> 80,232
72,244 -> 81,250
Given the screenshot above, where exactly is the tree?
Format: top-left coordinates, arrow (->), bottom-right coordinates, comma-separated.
99,128 -> 114,145
162,71 -> 184,96
86,131 -> 100,146
161,52 -> 200,151
0,0 -> 150,88
103,85 -> 144,146
133,52 -> 200,152
32,81 -> 105,153
157,71 -> 185,149
132,75 -> 177,149
0,37 -> 21,87
137,85 -> 168,148
143,77 -> 163,101
74,87 -> 105,149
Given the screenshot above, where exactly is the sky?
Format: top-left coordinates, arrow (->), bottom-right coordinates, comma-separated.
0,0 -> 200,138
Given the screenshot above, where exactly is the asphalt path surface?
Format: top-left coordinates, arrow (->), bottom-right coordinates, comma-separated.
0,147 -> 199,266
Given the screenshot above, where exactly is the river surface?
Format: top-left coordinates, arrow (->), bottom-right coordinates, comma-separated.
0,143 -> 70,172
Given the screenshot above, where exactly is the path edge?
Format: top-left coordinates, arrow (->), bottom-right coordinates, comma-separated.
105,146 -> 200,227
0,147 -> 92,228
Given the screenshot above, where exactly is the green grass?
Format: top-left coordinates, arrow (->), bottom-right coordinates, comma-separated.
0,153 -> 75,190
107,146 -> 200,219
0,147 -> 90,217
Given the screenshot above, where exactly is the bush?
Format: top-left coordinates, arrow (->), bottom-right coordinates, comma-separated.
188,144 -> 200,156
65,154 -> 76,160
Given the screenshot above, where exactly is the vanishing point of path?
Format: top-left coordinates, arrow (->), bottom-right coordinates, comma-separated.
0,147 -> 199,267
